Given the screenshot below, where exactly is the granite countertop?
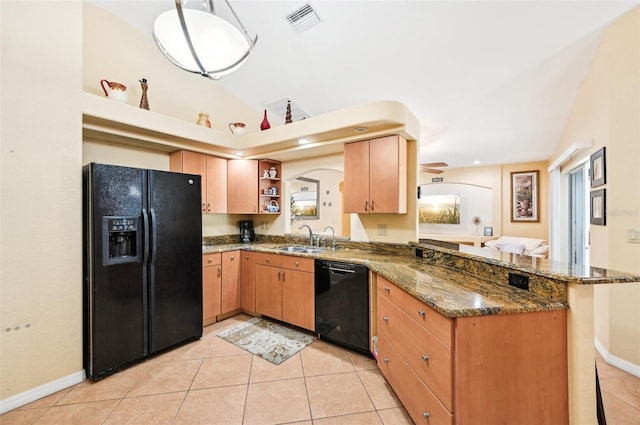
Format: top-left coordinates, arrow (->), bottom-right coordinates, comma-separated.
202,241 -> 569,319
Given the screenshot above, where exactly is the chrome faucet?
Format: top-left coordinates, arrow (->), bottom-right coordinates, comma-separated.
324,226 -> 336,250
299,224 -> 314,247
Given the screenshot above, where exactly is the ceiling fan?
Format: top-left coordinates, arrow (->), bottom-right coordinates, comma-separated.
420,162 -> 448,174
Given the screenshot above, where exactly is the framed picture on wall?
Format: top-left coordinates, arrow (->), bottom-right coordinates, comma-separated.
590,189 -> 606,225
590,147 -> 606,188
511,170 -> 539,222
484,227 -> 493,236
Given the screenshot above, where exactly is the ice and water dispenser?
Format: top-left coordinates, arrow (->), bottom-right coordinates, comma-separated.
102,216 -> 141,265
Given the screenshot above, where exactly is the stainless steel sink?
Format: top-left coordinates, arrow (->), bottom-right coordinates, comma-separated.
278,246 -> 326,254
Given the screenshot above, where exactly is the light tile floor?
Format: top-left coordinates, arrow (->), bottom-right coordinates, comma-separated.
2,314 -> 413,425
596,351 -> 640,425
4,314 -> 639,424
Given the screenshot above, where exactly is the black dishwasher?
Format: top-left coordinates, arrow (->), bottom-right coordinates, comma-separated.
315,260 -> 371,356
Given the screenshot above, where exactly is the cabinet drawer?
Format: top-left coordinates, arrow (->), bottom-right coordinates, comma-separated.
282,256 -> 314,273
255,252 -> 283,267
378,295 -> 453,411
203,253 -> 221,267
376,276 -> 404,306
402,293 -> 454,348
378,333 -> 453,425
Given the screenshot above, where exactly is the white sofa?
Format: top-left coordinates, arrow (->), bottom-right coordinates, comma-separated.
484,236 -> 549,258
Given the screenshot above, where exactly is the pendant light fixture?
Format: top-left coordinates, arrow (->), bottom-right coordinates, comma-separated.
153,0 -> 258,80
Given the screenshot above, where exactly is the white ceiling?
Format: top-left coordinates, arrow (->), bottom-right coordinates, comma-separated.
88,0 -> 639,169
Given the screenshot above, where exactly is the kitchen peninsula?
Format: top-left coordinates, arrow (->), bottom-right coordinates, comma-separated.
201,236 -> 640,425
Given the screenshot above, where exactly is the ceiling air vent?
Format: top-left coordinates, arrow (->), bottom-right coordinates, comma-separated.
266,98 -> 311,122
286,3 -> 321,32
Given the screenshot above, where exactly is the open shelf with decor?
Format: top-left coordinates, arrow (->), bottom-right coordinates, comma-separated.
258,159 -> 281,214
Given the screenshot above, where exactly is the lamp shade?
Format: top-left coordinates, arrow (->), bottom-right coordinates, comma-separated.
153,8 -> 252,78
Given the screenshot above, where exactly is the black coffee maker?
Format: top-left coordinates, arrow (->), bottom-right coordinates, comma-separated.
239,220 -> 255,243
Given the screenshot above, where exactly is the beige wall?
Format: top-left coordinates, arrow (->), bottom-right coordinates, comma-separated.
83,4 -> 261,132
1,0 -> 83,402
423,161 -> 550,241
550,8 -> 640,367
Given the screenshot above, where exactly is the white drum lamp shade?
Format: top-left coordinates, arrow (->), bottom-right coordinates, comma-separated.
153,1 -> 257,79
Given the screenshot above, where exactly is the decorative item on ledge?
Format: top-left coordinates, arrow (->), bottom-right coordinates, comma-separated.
197,113 -> 211,128
260,109 -> 271,130
285,100 -> 292,124
139,78 -> 149,110
100,79 -> 128,103
229,122 -> 246,135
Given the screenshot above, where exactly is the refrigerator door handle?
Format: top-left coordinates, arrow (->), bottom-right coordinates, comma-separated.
149,208 -> 158,266
142,208 -> 150,265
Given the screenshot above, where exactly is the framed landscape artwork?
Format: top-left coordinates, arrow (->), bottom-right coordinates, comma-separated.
511,170 -> 539,222
590,147 -> 606,188
590,189 -> 606,225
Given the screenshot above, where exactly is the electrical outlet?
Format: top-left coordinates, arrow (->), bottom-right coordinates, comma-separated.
628,228 -> 640,243
377,224 -> 388,236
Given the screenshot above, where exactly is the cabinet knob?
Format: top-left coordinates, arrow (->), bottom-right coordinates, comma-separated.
384,287 -> 390,293
202,203 -> 206,212
383,316 -> 389,323
421,354 -> 429,362
383,357 -> 389,363
418,310 -> 426,317
364,201 -> 368,211
230,255 -> 235,260
277,271 -> 281,280
208,257 -> 213,263
206,203 -> 211,212
371,200 -> 374,211
295,261 -> 299,266
245,255 -> 249,260
217,267 -> 221,277
422,411 -> 430,418
266,258 -> 270,263
282,271 -> 286,281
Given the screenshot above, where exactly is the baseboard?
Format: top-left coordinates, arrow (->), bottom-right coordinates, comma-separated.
0,370 -> 85,414
595,338 -> 640,378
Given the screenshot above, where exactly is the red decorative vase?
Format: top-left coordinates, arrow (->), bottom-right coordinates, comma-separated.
260,109 -> 271,131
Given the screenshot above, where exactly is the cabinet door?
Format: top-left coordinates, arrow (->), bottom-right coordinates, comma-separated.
255,264 -> 283,320
343,140 -> 370,213
369,135 -> 406,213
282,269 -> 315,331
206,156 -> 227,213
221,251 -> 241,314
227,159 -> 258,214
241,251 -> 256,312
170,151 -> 207,213
202,254 -> 221,326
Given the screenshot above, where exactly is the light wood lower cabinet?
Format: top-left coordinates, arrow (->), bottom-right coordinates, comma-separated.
202,253 -> 221,326
255,253 -> 284,320
254,253 -> 315,330
221,251 -> 241,314
376,275 -> 568,425
240,251 -> 256,312
281,256 -> 314,331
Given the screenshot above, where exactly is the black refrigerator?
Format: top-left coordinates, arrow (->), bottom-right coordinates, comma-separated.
83,163 -> 203,380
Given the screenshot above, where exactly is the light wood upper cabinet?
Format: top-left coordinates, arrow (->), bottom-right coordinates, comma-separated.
206,156 -> 227,213
227,159 -> 259,214
221,251 -> 241,314
170,150 -> 227,214
344,135 -> 407,214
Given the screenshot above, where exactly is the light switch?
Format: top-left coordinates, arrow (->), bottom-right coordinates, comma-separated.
628,228 -> 640,243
